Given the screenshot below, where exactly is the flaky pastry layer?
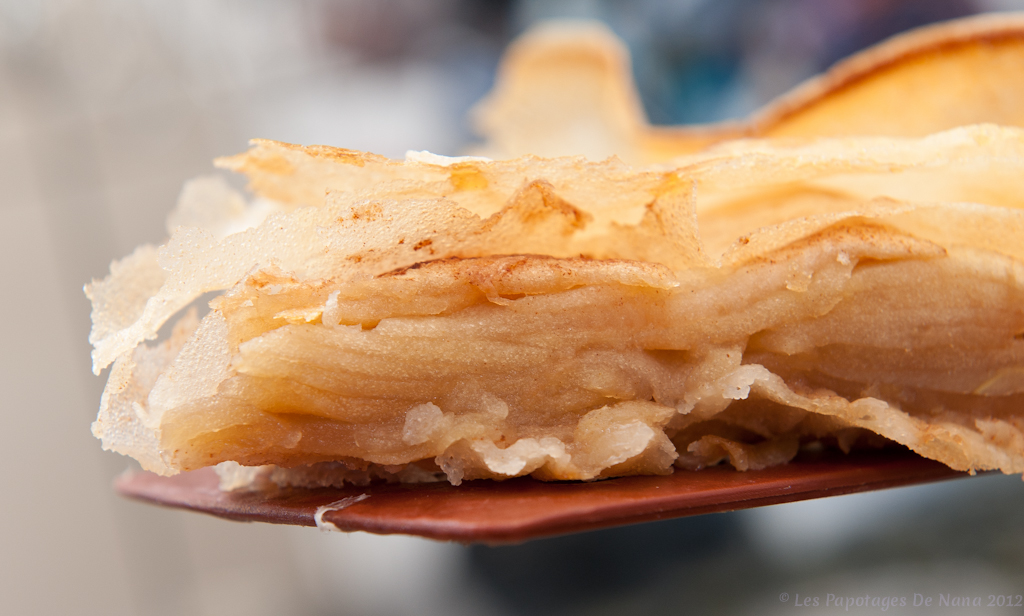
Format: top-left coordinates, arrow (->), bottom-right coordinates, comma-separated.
89,126 -> 1024,485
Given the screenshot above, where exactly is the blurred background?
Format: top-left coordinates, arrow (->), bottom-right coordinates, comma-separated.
4,1 -> 1024,614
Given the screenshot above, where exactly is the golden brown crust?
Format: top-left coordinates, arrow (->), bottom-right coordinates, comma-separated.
476,14 -> 1024,162
753,13 -> 1024,133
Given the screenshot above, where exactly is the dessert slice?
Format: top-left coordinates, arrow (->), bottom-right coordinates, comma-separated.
89,128 -> 1024,485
